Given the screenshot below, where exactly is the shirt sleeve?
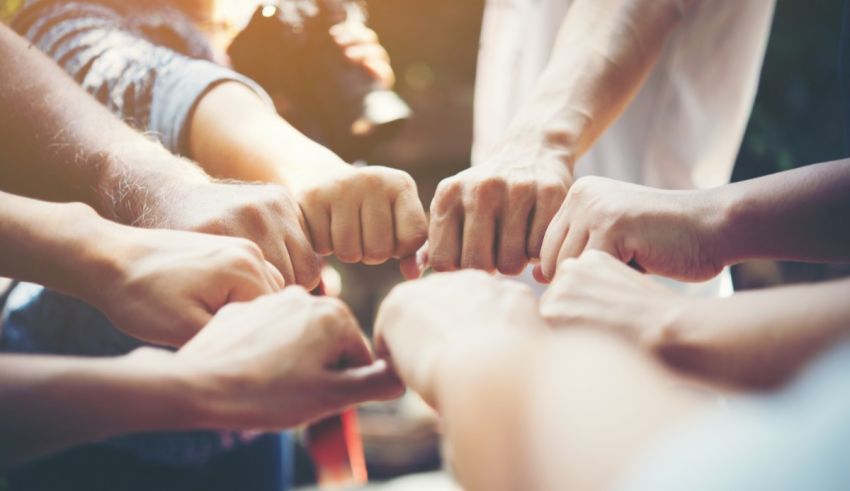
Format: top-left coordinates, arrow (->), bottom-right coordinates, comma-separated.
13,1 -> 273,156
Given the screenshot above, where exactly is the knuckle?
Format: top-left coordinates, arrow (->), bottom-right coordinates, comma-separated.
430,253 -> 459,272
468,176 -> 507,205
497,255 -> 528,276
432,179 -> 462,214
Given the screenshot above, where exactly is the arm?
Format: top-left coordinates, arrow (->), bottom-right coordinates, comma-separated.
541,250 -> 850,389
538,159 -> 850,281
189,81 -> 427,266
425,0 -> 697,277
2,288 -> 402,471
0,191 -> 285,346
0,22 -> 319,286
375,271 -> 707,491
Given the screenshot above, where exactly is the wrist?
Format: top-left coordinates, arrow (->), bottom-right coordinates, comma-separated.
114,348 -> 211,432
489,124 -> 578,179
97,144 -> 210,226
708,185 -> 750,267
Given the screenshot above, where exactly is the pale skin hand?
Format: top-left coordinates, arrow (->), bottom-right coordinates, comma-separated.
374,269 -> 707,491
374,270 -> 546,408
542,250 -> 850,389
423,0 -> 699,277
162,287 -> 404,429
537,160 -> 850,282
536,176 -> 727,282
130,179 -> 322,289
189,82 -> 427,267
0,24 -> 319,288
0,191 -> 284,347
0,288 -> 403,471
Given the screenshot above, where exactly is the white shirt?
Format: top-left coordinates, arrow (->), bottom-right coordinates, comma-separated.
473,0 -> 776,295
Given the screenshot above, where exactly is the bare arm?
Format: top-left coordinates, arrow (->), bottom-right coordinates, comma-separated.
538,159 -> 850,281
375,271 -> 707,491
2,288 -> 402,470
189,81 -> 427,266
506,0 -> 696,163
0,22 -> 207,218
425,0 -> 696,277
0,23 -> 320,286
541,250 -> 850,389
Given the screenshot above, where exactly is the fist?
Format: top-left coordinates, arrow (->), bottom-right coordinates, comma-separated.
537,176 -> 728,283
426,157 -> 570,276
150,181 -> 321,289
296,165 -> 427,265
175,288 -> 404,429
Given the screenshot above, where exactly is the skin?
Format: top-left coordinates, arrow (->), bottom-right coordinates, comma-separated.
422,0 -> 700,277
0,191 -> 286,347
1,288 -> 403,471
0,22 -> 320,288
375,270 -> 709,491
537,160 -> 850,281
187,8 -> 426,268
542,250 -> 850,389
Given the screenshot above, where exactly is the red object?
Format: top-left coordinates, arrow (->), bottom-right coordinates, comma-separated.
306,409 -> 368,487
306,279 -> 368,488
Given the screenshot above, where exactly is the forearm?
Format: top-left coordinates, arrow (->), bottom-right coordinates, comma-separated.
0,24 -> 209,222
503,0 -> 696,168
659,278 -> 850,388
715,159 -> 850,264
0,351 -> 198,470
433,329 -> 705,491
188,82 -> 346,189
0,192 -> 125,302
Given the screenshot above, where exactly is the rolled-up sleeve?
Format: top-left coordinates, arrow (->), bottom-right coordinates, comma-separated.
14,2 -> 273,155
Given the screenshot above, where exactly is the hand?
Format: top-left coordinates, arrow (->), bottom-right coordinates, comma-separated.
426,145 -> 571,276
540,250 -> 693,348
89,225 -> 284,347
143,288 -> 404,429
291,162 -> 427,266
144,181 -> 322,289
331,22 -> 395,89
536,176 -> 729,283
375,271 -> 546,406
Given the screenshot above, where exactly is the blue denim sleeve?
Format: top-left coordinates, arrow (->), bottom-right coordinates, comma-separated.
15,1 -> 273,156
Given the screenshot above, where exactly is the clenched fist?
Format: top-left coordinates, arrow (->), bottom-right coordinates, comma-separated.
536,176 -> 728,283
291,163 -> 428,266
425,148 -> 570,276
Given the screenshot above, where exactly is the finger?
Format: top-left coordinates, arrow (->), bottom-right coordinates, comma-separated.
363,59 -> 395,88
331,200 -> 363,264
264,260 -> 286,290
461,206 -> 497,271
361,196 -> 394,265
287,234 -> 322,290
532,264 -> 549,284
556,227 -> 589,264
392,187 -> 428,260
331,23 -> 379,46
163,306 -> 213,347
538,204 -> 571,281
301,204 -> 333,256
429,210 -> 462,272
267,239 -> 296,287
224,270 -> 270,304
344,44 -> 390,64
527,184 -> 568,260
399,255 -> 420,280
329,359 -> 405,405
496,193 -> 535,275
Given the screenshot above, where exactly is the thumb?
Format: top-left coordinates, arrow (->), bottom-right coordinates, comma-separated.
330,359 -> 405,405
